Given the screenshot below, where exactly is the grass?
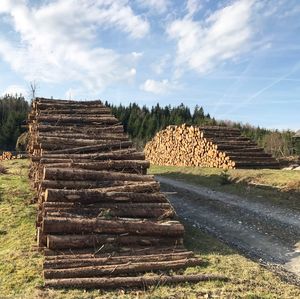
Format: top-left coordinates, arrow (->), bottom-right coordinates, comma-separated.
0,160 -> 300,298
149,165 -> 300,210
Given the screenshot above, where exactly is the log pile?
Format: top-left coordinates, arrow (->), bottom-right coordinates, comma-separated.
28,98 -> 225,289
145,124 -> 280,169
0,151 -> 14,161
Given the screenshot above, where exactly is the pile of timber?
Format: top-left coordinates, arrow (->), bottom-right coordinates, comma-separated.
144,124 -> 280,169
28,98 -> 226,289
0,151 -> 14,161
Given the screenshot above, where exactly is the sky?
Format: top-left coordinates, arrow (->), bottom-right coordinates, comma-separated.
0,0 -> 299,130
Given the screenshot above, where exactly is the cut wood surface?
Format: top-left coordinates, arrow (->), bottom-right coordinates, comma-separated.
144,124 -> 279,169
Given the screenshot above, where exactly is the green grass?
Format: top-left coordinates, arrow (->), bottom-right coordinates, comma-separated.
149,165 -> 300,210
0,160 -> 300,298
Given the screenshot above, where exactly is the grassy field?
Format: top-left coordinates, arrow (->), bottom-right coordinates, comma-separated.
149,165 -> 300,210
0,160 -> 300,298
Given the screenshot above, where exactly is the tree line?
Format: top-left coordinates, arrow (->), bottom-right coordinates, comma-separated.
0,95 -> 29,150
107,102 -> 296,157
0,95 -> 295,158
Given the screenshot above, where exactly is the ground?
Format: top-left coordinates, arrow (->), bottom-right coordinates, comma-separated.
0,160 -> 300,298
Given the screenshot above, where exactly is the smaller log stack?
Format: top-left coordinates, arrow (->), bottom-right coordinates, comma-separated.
28,98 -> 226,289
145,124 -> 279,169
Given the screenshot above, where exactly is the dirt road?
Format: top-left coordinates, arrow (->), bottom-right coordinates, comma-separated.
157,176 -> 300,283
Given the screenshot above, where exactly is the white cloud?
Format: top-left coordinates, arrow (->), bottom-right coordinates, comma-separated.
2,84 -> 27,96
0,0 -> 149,93
167,0 -> 256,76
140,79 -> 172,94
186,0 -> 203,18
153,55 -> 171,75
136,0 -> 170,14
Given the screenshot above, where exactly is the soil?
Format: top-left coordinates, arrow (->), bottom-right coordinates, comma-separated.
157,176 -> 300,285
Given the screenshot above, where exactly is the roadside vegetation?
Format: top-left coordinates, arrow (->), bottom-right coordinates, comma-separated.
0,160 -> 299,298
149,166 -> 300,210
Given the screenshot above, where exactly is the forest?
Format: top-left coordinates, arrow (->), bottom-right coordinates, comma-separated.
0,95 -> 295,157
0,95 -> 29,150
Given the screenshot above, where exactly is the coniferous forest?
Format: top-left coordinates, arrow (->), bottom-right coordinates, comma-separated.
0,95 -> 295,157
0,95 -> 29,150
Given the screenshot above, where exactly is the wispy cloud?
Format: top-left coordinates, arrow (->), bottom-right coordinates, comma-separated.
140,79 -> 173,94
167,0 -> 257,76
0,0 -> 149,93
136,0 -> 170,14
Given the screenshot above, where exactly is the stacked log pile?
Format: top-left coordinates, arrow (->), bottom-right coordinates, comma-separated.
0,151 -> 13,161
28,98 -> 225,289
145,124 -> 279,169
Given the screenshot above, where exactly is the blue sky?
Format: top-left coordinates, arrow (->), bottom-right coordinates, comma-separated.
0,0 -> 299,130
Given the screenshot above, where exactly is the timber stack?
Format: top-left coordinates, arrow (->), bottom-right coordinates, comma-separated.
145,124 -> 279,169
28,98 -> 225,289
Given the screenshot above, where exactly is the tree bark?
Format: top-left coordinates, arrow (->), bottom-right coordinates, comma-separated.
47,234 -> 183,249
43,168 -> 154,182
44,274 -> 228,289
43,251 -> 194,269
42,217 -> 184,237
45,189 -> 165,203
44,141 -> 133,154
43,258 -> 202,279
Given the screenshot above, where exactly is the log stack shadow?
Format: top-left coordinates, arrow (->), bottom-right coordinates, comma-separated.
28,98 -> 226,289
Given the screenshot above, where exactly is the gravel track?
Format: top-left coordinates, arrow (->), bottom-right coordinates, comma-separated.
157,176 -> 300,284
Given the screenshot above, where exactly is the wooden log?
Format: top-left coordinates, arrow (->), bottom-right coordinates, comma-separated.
43,160 -> 150,172
36,115 -> 118,125
44,141 -> 133,154
45,189 -> 165,203
40,180 -> 142,190
35,124 -> 124,134
33,150 -> 145,163
36,108 -> 111,115
42,218 -> 184,237
43,245 -> 187,258
43,168 -> 154,182
43,258 -> 202,279
38,132 -> 127,140
44,206 -> 174,219
47,234 -> 183,249
44,274 -> 228,289
43,251 -> 194,269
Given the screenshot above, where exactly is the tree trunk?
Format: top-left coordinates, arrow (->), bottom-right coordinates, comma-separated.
43,251 -> 194,269
45,189 -> 165,203
43,168 -> 154,182
42,217 -> 184,237
47,234 -> 183,249
44,258 -> 202,279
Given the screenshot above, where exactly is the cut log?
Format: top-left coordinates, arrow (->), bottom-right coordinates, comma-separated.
36,115 -> 118,125
44,245 -> 187,258
43,258 -> 202,279
42,217 -> 184,237
34,124 -> 124,134
43,251 -> 194,269
45,189 -> 166,203
47,234 -> 183,249
33,151 -> 145,164
43,160 -> 150,172
43,168 -> 154,182
40,180 -> 142,190
45,141 -> 133,154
